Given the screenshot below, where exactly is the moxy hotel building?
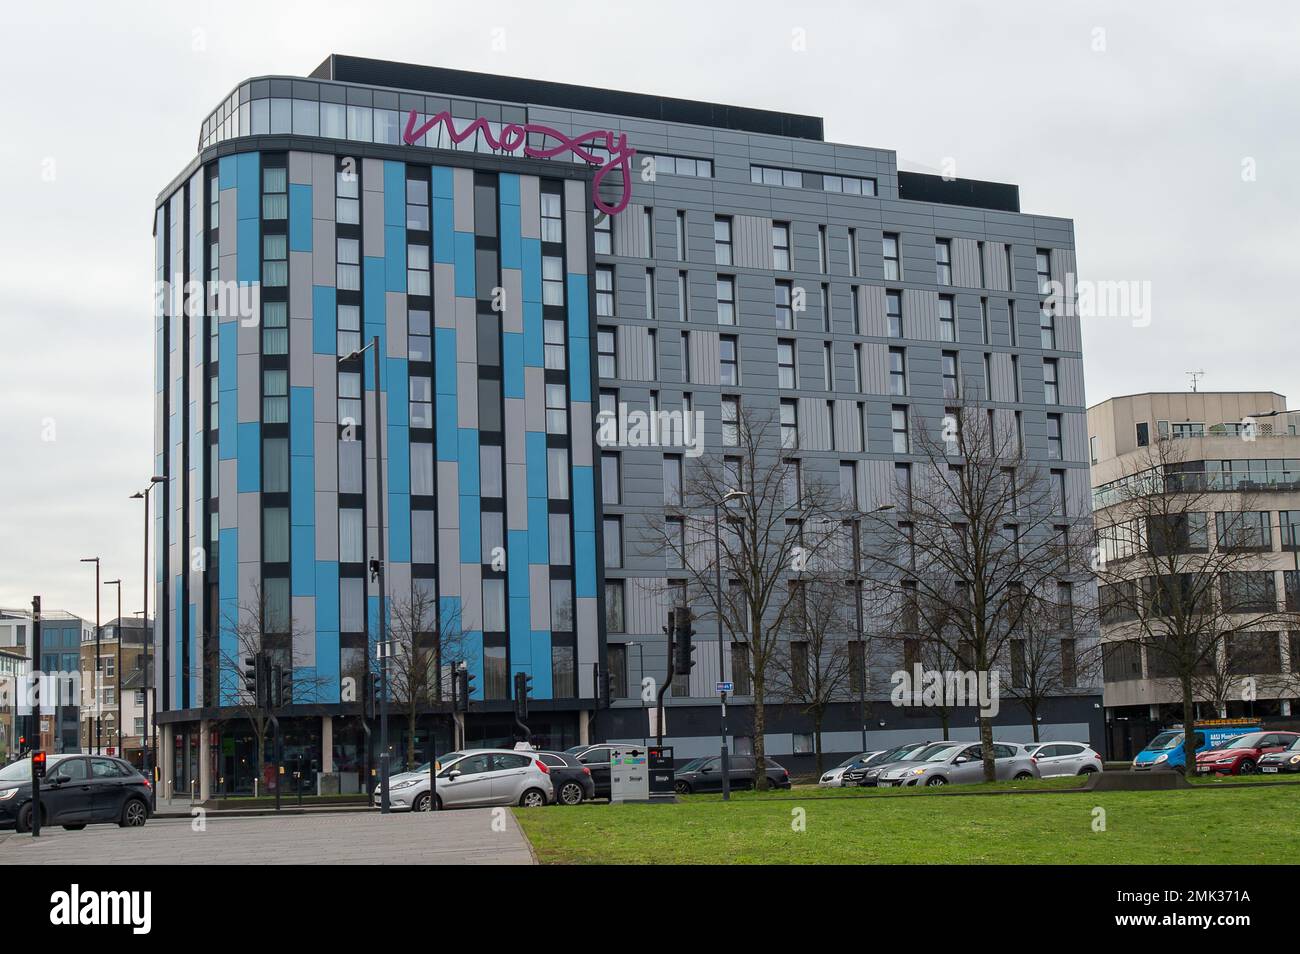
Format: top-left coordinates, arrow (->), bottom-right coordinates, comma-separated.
152,55 -> 1100,795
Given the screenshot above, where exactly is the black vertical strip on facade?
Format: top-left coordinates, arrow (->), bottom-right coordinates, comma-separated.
203,162 -> 219,709
159,199 -> 171,715
260,153 -> 289,666
584,188 -> 608,709
179,180 -> 191,711
336,156 -> 366,665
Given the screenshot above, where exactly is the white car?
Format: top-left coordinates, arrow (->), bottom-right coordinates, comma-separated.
1022,741 -> 1104,777
819,751 -> 885,787
377,749 -> 553,810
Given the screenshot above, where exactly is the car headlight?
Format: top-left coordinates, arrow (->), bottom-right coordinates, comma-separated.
1290,755 -> 1300,765
0,787 -> 17,800
911,767 -> 927,775
391,778 -> 419,790
1154,754 -> 1168,763
1214,758 -> 1235,764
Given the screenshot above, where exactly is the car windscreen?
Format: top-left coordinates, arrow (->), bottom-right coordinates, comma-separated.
1146,731 -> 1183,751
922,744 -> 965,762
836,755 -> 863,768
678,757 -> 708,773
0,759 -> 32,782
1210,734 -> 1261,750
883,744 -> 927,762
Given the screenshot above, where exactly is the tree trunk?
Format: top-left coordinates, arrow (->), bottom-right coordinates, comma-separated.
1030,709 -> 1041,743
978,715 -> 996,782
407,711 -> 418,770
1181,675 -> 1197,780
752,676 -> 767,791
940,709 -> 950,739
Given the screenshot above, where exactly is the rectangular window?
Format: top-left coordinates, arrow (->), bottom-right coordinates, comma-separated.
780,399 -> 798,449
336,168 -> 359,224
597,327 -> 616,378
714,216 -> 733,266
482,579 -> 506,632
605,582 -> 626,635
550,580 -> 574,632
543,318 -> 566,370
886,290 -> 903,337
542,255 -> 565,306
848,228 -> 859,277
262,370 -> 288,423
339,508 -> 364,563
777,340 -> 796,389
663,454 -> 683,506
549,513 -> 572,565
405,177 -> 429,231
883,232 -> 901,280
1036,249 -> 1052,293
604,516 -> 623,568
409,375 -> 432,428
262,167 -> 287,219
545,382 -> 568,434
938,295 -> 956,341
681,331 -> 691,383
941,351 -> 959,399
407,243 -> 430,296
262,301 -> 287,356
719,335 -> 739,386
840,461 -> 859,509
716,276 -> 735,325
547,447 -> 569,499
675,210 -> 687,261
892,405 -> 910,453
644,268 -> 656,320
601,452 -> 621,505
721,396 -> 740,446
337,304 -> 361,357
775,281 -> 794,329
935,239 -> 952,285
336,237 -> 360,290
677,271 -> 689,322
1043,358 -> 1060,404
889,347 -> 907,396
818,225 -> 828,274
262,234 -> 287,287
595,266 -> 614,318
593,208 -> 612,254
540,192 -> 563,244
1040,305 -> 1056,349
1047,413 -> 1063,460
772,222 -> 791,270
263,438 -> 289,493
823,342 -> 834,390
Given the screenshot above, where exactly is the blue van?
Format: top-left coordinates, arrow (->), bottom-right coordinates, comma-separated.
1132,723 -> 1261,770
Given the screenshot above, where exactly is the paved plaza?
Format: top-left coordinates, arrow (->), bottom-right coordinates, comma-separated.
0,808 -> 536,865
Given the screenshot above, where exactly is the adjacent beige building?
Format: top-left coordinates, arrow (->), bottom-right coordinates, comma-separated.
1088,391 -> 1300,754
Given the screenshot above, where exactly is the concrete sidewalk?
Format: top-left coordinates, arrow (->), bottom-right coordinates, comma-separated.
0,807 -> 536,864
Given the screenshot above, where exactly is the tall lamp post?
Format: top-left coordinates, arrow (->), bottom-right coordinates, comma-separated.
853,503 -> 894,752
80,557 -> 101,753
131,475 -> 164,804
341,336 -> 390,813
714,488 -> 749,802
627,641 -> 645,743
104,579 -> 122,756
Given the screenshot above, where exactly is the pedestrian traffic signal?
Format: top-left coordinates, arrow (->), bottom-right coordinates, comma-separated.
243,653 -> 270,707
32,750 -> 47,779
454,666 -> 472,712
365,671 -> 380,718
278,666 -> 293,708
673,606 -> 696,676
597,668 -> 611,708
513,671 -> 532,721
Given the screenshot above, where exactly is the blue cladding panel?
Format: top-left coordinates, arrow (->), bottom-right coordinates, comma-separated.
454,233 -> 476,297
499,172 -> 520,207
508,531 -> 529,597
290,387 -> 314,456
237,218 -> 260,284
435,394 -> 457,460
503,333 -> 524,398
525,432 -> 548,497
386,360 -> 409,428
567,274 -> 589,334
527,498 -> 550,564
509,598 -> 530,658
568,341 -> 591,403
363,258 -> 387,388
459,496 -> 480,563
432,167 -> 454,262
457,429 -> 480,487
312,285 -> 337,355
291,526 -> 314,594
218,155 -> 237,190
522,239 -> 542,303
434,329 -> 457,394
572,465 -> 596,598
237,422 -> 260,492
289,184 -> 312,252
384,225 -> 406,292
291,456 -> 313,523
387,425 -> 410,492
383,161 -> 406,226
235,153 -> 260,219
388,493 -> 411,562
529,633 -> 553,699
572,465 -> 595,533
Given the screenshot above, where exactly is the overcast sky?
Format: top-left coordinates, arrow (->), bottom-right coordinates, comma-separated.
1,0 -> 1296,621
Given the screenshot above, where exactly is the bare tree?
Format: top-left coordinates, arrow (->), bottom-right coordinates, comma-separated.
386,587 -> 465,770
1093,437 -> 1299,776
867,402 -> 1095,782
650,405 -> 840,790
771,575 -> 856,776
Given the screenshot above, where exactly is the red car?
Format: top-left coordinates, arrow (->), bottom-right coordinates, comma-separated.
1194,731 -> 1300,776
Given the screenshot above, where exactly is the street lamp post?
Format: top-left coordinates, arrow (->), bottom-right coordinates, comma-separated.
714,488 -> 748,803
855,504 -> 894,752
80,557 -> 101,753
627,641 -> 645,743
105,580 -> 122,756
342,337 -> 390,813
131,475 -> 164,805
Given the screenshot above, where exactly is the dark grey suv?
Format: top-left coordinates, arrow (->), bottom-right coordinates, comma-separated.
0,755 -> 152,832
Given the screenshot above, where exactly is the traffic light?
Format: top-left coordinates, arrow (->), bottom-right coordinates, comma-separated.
32,750 -> 47,779
513,671 -> 532,722
365,671 -> 380,719
673,607 -> 696,676
454,666 -> 472,712
278,666 -> 293,708
243,653 -> 270,707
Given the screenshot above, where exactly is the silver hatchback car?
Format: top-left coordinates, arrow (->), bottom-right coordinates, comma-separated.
379,749 -> 553,810
876,741 -> 1040,787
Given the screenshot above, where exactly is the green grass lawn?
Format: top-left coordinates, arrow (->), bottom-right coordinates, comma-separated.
514,779 -> 1300,864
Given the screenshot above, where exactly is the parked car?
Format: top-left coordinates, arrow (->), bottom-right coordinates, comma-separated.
673,755 -> 791,794
843,741 -> 935,787
567,744 -> 618,799
1194,731 -> 1300,776
535,752 -> 596,805
819,751 -> 885,788
0,754 -> 152,832
1132,723 -> 1259,771
876,741 -> 1040,787
377,749 -> 552,810
1257,737 -> 1300,774
1022,741 -> 1104,777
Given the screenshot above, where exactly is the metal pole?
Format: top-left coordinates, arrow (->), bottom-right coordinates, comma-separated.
142,490 -> 151,795
95,560 -> 100,754
854,517 -> 866,753
714,502 -> 731,801
373,337 -> 391,814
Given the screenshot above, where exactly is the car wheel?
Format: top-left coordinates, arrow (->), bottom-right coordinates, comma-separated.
435,795 -> 443,810
674,780 -> 692,795
1077,766 -> 1097,775
1237,759 -> 1256,776
1013,771 -> 1034,781
119,798 -> 149,828
62,824 -> 87,831
925,775 -> 946,786
413,792 -> 432,812
15,803 -> 37,834
558,781 -> 585,806
519,788 -> 547,808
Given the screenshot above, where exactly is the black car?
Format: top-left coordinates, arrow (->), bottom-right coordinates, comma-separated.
535,752 -> 596,805
567,744 -> 618,799
0,754 -> 152,832
843,742 -> 933,787
673,755 -> 791,794
1258,737 -> 1300,774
